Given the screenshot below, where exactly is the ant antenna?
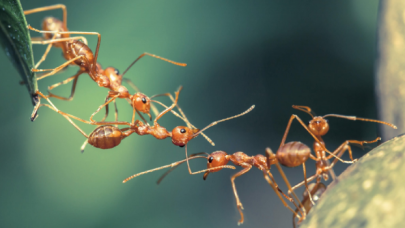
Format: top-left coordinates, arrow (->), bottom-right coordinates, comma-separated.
292,105 -> 315,118
121,53 -> 187,77
192,105 -> 255,141
321,114 -> 397,129
123,155 -> 235,183
157,152 -> 210,184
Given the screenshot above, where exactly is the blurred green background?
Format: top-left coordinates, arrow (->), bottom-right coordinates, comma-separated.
0,0 -> 384,227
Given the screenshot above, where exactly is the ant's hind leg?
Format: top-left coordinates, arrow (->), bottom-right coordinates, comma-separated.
35,55 -> 84,80
262,171 -> 302,220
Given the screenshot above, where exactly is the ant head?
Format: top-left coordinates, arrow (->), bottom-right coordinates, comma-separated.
308,117 -> 329,136
132,93 -> 151,114
204,151 -> 229,180
171,126 -> 199,147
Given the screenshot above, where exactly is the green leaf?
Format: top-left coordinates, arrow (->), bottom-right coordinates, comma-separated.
299,135 -> 405,228
0,0 -> 38,105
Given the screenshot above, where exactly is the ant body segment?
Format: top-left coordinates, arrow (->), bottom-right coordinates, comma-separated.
24,5 -> 186,121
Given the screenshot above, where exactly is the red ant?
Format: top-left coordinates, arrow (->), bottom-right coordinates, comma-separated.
293,183 -> 326,228
122,144 -> 314,225
124,119 -> 339,225
278,105 -> 396,205
138,107 -> 395,224
38,87 -> 254,154
24,4 -> 186,121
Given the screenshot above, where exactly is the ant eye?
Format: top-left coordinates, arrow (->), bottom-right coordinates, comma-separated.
180,128 -> 186,133
208,157 -> 214,163
316,121 -> 320,124
114,68 -> 119,75
325,119 -> 329,123
141,97 -> 147,104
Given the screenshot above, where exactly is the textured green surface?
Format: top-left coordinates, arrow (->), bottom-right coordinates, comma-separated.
300,134 -> 405,228
0,0 -> 37,105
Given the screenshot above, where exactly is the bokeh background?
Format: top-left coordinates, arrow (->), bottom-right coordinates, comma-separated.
0,0 -> 386,227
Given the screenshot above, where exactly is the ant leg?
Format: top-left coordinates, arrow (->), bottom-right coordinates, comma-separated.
156,152 -> 210,184
325,137 -> 380,161
282,115 -> 353,164
80,139 -> 88,153
24,4 -> 67,28
31,90 -> 60,121
153,86 -> 182,124
262,171 -> 302,220
27,26 -> 101,74
302,163 -> 315,206
38,104 -> 88,138
266,148 -> 305,213
33,32 -> 58,69
32,36 -> 88,45
31,36 -> 87,69
230,166 -> 252,225
90,94 -> 120,122
113,99 -> 119,127
290,174 -> 318,193
47,70 -> 83,101
151,92 -> 213,146
122,78 -> 159,117
35,55 -> 84,80
101,94 -> 110,122
39,103 -> 130,127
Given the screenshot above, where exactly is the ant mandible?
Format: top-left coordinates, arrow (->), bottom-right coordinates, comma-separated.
24,4 -> 186,121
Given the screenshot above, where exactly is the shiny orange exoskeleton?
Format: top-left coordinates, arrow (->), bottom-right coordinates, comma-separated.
122,142 -> 312,225
287,105 -> 396,192
24,4 -> 186,121
123,123 -> 320,225
39,87 -> 254,154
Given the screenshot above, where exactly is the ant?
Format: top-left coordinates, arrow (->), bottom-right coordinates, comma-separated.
145,108 -> 394,224
292,183 -> 326,228
24,4 -> 186,121
278,105 -> 396,205
39,87 -> 254,156
123,144 -> 314,225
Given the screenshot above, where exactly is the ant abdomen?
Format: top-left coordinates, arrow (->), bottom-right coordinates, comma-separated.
88,125 -> 123,149
277,141 -> 311,167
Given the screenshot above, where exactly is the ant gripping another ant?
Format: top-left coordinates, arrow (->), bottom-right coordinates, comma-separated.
24,4 -> 186,121
123,115 -> 346,225
123,144 -> 313,225
38,86 -> 255,161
